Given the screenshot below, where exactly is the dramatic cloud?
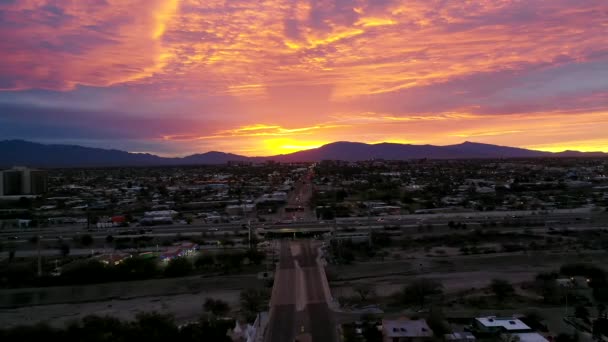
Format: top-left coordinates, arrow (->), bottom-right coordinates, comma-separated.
0,0 -> 607,155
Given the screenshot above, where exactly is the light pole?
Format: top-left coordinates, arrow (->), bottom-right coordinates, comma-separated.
248,219 -> 252,249
37,223 -> 42,277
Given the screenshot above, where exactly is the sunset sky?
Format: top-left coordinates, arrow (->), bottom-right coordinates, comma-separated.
0,0 -> 607,156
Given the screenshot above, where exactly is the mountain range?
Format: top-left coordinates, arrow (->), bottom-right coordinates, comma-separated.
0,140 -> 605,167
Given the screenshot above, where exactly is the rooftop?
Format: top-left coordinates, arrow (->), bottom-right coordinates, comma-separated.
475,317 -> 531,331
382,318 -> 433,338
508,333 -> 549,342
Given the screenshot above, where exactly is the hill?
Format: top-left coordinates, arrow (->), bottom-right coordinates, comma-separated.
0,140 -> 604,167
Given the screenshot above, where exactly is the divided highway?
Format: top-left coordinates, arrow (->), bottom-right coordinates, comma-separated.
265,240 -> 336,342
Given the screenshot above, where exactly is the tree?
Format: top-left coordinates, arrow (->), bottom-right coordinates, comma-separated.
535,273 -> 561,304
59,243 -> 70,257
490,279 -> 515,302
240,288 -> 269,322
593,317 -> 608,339
245,249 -> 265,265
80,234 -> 94,248
598,303 -> 607,319
401,278 -> 443,308
555,333 -> 578,342
74,315 -> 126,340
427,310 -> 450,335
574,305 -> 590,323
117,257 -> 158,279
164,257 -> 192,277
353,283 -> 375,302
203,298 -> 230,317
28,235 -> 39,245
195,254 -> 215,269
188,314 -> 234,342
133,312 -> 178,340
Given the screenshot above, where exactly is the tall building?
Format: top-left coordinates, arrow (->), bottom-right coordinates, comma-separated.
29,170 -> 48,195
0,167 -> 48,196
1,169 -> 23,196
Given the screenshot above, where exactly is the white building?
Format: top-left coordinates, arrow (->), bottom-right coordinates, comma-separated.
381,318 -> 433,342
0,167 -> 48,196
474,316 -> 531,334
502,333 -> 549,342
445,332 -> 476,342
144,210 -> 178,218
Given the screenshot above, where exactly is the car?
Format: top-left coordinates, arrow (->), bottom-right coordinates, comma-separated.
208,228 -> 219,231
7,236 -> 19,240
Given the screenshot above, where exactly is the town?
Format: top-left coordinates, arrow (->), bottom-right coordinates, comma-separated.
1,158 -> 608,341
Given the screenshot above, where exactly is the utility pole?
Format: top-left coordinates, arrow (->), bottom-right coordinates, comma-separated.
37,223 -> 42,277
248,219 -> 252,249
368,208 -> 373,248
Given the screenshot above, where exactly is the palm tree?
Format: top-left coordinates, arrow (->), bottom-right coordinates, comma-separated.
598,303 -> 606,319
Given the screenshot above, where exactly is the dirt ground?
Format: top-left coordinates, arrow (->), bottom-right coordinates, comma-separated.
0,273 -> 266,328
329,249 -> 608,297
0,290 -> 241,328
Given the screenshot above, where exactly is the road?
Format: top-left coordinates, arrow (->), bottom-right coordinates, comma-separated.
2,208 -> 603,250
265,240 -> 336,342
279,170 -> 315,222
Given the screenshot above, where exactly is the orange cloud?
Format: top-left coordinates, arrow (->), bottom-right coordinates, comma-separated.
0,0 -> 178,90
1,0 -> 607,156
5,0 -> 603,97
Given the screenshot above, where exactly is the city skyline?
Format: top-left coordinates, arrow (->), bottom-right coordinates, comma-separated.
1,0 -> 607,156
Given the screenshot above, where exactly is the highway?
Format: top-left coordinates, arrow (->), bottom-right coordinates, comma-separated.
1,208 -> 602,248
265,240 -> 336,342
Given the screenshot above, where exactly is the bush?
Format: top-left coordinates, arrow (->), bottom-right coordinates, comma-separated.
195,254 -> 215,269
240,288 -> 270,322
490,279 -> 515,302
203,298 -> 230,317
401,278 -> 443,308
164,257 -> 193,277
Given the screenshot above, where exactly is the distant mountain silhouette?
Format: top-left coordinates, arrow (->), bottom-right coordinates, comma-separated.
444,141 -> 552,158
181,151 -> 255,164
0,140 -> 605,167
0,140 -> 167,167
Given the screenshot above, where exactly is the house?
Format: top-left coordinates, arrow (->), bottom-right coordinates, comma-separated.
474,317 -> 531,334
382,318 -> 433,342
445,332 -> 476,342
226,204 -> 256,216
96,252 -> 131,265
502,333 -> 549,342
160,242 -> 199,262
144,210 -> 178,218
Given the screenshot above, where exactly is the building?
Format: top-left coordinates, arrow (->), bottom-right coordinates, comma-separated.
225,204 -> 256,216
0,167 -> 48,196
381,318 -> 433,342
473,317 -> 531,334
160,242 -> 199,262
502,333 -> 549,342
96,253 -> 132,266
445,332 -> 476,342
1,169 -> 22,196
144,210 -> 178,218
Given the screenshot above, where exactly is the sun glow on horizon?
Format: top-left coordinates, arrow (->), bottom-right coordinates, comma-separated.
261,138 -> 327,155
0,0 -> 607,154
